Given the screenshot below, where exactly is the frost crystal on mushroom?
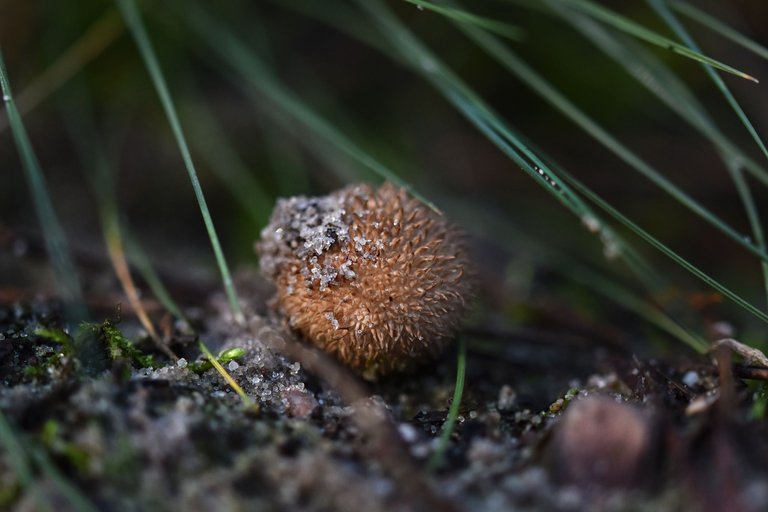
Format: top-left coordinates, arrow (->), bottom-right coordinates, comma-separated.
256,183 -> 471,380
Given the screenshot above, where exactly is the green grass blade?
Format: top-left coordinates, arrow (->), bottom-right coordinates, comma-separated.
27,443 -> 98,512
449,195 -> 708,352
427,336 -> 466,471
725,159 -> 768,308
648,0 -> 768,305
558,166 -> 768,324
450,4 -> 768,266
649,0 -> 768,166
123,232 -> 187,321
53,64 -> 188,325
0,411 -> 97,512
550,0 -> 758,82
180,95 -> 272,228
114,0 -> 243,323
0,48 -> 85,319
357,0 -> 768,324
670,0 -> 768,62
403,0 -> 523,41
551,2 -> 768,299
0,9 -> 123,134
554,8 -> 768,187
0,412 -> 52,512
185,5 -> 440,213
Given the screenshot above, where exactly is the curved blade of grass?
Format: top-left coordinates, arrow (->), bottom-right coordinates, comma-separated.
724,159 -> 768,308
557,165 -> 768,324
358,0 -> 768,324
49,24 -> 182,352
122,232 -> 187,321
355,0 -> 685,306
27,442 -> 98,512
648,0 -> 768,306
473,101 -> 768,324
670,0 -> 768,62
184,5 -> 440,214
550,1 -> 768,309
554,8 -> 768,187
403,0 -> 523,41
452,0 -> 768,313
426,336 -> 466,471
180,94 -> 272,228
0,49 -> 85,319
550,0 -> 758,82
449,190 -> 709,350
0,411 -> 98,512
0,412 -> 52,512
114,0 -> 243,323
448,6 -> 768,266
649,0 -> 768,167
0,9 -> 122,135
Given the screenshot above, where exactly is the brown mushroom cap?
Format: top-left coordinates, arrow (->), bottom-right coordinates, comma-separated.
256,182 -> 471,380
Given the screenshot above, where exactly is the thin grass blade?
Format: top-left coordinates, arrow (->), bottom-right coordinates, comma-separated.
123,232 -> 187,321
0,9 -> 123,134
550,0 -> 758,82
553,7 -> 768,187
0,49 -> 85,319
450,3 -> 768,266
0,411 -> 51,512
647,0 -> 768,306
549,1 -> 768,309
403,0 -> 523,41
670,0 -> 768,62
427,336 -> 466,471
185,5 -> 440,213
114,0 -> 243,323
357,0 -> 768,325
649,0 -> 768,166
180,93 -> 272,227
558,166 -> 768,324
27,442 -> 98,512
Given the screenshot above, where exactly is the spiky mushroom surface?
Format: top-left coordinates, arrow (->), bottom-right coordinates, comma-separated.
256,182 -> 470,380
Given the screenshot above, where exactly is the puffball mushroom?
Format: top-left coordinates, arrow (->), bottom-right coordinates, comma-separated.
256,182 -> 471,380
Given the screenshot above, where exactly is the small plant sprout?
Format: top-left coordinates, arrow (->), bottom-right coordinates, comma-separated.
257,182 -> 472,380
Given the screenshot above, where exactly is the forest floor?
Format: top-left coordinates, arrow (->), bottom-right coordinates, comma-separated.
2,268 -> 768,512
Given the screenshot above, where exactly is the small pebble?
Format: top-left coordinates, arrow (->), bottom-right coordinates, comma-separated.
682,371 -> 700,387
497,385 -> 517,411
550,395 -> 653,488
397,423 -> 419,443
